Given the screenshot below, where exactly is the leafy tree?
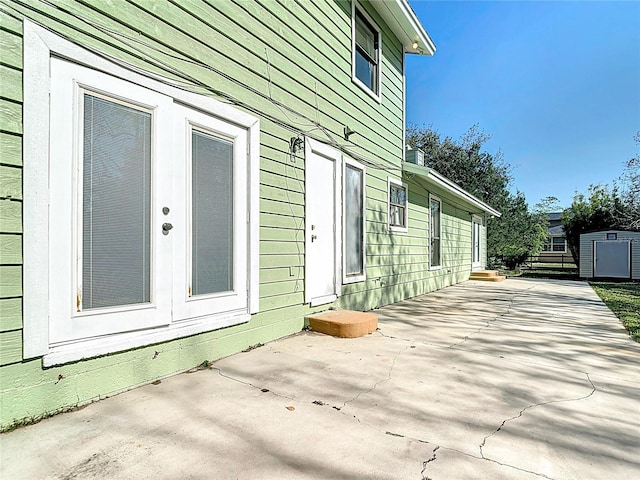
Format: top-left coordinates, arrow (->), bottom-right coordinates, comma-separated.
618,131 -> 640,230
406,124 -> 547,269
488,192 -> 548,269
563,133 -> 640,265
562,185 -> 627,265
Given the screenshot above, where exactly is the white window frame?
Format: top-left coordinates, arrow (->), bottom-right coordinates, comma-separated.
551,236 -> 567,253
23,21 -> 260,366
342,157 -> 366,284
351,0 -> 382,102
429,194 -> 442,270
387,177 -> 408,233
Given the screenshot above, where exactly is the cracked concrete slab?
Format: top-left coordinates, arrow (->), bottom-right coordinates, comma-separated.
1,278 -> 639,479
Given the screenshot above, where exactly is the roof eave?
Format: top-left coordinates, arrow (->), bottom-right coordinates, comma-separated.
403,162 -> 502,217
371,0 -> 436,56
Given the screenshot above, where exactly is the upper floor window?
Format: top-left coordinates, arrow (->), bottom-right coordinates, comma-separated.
352,4 -> 381,100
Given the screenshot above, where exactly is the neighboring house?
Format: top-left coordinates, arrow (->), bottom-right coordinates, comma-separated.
538,212 -> 570,263
0,0 -> 499,428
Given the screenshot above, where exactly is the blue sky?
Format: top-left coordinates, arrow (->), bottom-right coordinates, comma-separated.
405,0 -> 640,209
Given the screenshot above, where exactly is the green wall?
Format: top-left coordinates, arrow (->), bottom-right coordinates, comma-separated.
0,0 -> 483,430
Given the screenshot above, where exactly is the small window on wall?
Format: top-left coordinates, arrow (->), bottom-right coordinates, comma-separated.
388,178 -> 408,232
352,3 -> 381,100
542,238 -> 552,252
343,158 -> 366,283
430,195 -> 442,269
552,236 -> 567,252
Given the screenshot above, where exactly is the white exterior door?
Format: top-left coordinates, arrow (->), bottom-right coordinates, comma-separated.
305,139 -> 341,306
472,216 -> 482,270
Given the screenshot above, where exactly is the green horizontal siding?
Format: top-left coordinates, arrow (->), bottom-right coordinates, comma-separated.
0,165 -> 21,200
0,200 -> 21,233
0,330 -> 21,366
0,298 -> 21,332
0,234 -> 21,264
0,65 -> 21,102
0,29 -> 22,69
0,133 -> 21,167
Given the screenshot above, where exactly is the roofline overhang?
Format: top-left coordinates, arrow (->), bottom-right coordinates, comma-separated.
403,162 -> 502,217
371,0 -> 436,56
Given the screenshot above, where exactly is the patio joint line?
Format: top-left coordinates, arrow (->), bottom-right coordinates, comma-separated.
479,372 -> 597,464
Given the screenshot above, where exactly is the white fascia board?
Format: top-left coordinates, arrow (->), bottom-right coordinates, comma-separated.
371,0 -> 436,55
403,162 -> 502,217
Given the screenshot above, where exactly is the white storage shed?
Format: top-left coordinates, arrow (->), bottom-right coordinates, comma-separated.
579,230 -> 640,279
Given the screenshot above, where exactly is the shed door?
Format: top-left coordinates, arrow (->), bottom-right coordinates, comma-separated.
594,241 -> 631,278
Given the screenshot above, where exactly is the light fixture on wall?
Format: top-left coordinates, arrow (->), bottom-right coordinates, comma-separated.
289,136 -> 304,163
412,41 -> 419,49
344,125 -> 359,141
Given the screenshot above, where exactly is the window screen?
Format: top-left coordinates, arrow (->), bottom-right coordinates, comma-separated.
191,129 -> 233,296
82,94 -> 151,309
345,164 -> 364,276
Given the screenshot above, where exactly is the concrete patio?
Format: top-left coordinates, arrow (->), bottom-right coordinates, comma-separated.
1,278 -> 639,479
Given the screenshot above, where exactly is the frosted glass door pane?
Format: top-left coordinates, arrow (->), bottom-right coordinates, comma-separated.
192,130 -> 233,296
345,165 -> 363,276
83,94 -> 151,309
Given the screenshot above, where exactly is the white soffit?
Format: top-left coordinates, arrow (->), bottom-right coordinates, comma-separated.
371,0 -> 436,55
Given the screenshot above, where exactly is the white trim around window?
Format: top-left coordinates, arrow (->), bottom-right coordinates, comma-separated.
429,194 -> 442,270
387,177 -> 408,233
342,157 -> 366,284
351,0 -> 382,102
23,21 -> 260,366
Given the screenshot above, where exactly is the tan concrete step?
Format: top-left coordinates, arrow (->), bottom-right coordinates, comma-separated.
470,270 -> 500,277
469,270 -> 506,282
307,310 -> 378,338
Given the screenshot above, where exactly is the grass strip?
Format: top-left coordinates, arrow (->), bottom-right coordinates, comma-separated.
591,282 -> 640,342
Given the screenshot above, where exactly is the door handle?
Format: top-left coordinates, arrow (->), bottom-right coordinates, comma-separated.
162,223 -> 173,235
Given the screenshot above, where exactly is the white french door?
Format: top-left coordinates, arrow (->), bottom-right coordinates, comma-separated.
48,58 -> 249,345
49,60 -> 173,344
171,105 -> 248,321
